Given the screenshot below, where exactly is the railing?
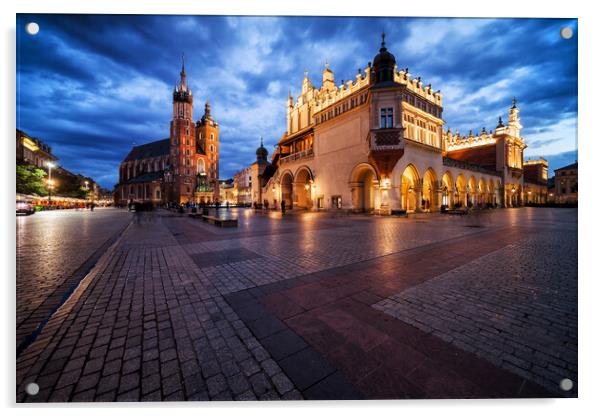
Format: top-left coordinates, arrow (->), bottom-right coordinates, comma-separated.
280,148 -> 314,164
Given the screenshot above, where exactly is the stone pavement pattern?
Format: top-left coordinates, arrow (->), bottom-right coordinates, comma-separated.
373,228 -> 578,395
16,209 -> 132,350
16,208 -> 577,401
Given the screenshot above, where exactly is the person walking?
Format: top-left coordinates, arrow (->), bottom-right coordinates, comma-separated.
281,199 -> 286,215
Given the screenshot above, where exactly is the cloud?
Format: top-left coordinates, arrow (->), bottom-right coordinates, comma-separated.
16,15 -> 578,188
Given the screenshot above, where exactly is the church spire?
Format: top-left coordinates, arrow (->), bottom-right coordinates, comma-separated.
179,53 -> 187,90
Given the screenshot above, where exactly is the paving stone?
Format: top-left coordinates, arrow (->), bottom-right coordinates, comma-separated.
271,372 -> 295,395
261,329 -> 308,361
249,372 -> 272,396
278,348 -> 336,391
207,373 -> 228,397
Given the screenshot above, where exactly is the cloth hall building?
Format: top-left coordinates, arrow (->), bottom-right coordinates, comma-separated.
114,61 -> 220,206
258,34 -> 542,213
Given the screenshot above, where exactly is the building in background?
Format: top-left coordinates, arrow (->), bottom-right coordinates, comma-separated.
16,129 -> 57,168
551,162 -> 578,204
219,179 -> 236,205
114,59 -> 220,206
261,34 -> 531,213
16,129 -> 100,202
523,158 -> 549,204
233,139 -> 271,206
233,166 -> 252,205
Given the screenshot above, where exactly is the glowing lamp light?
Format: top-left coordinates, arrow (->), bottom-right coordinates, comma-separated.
46,161 -> 55,168
305,184 -> 310,190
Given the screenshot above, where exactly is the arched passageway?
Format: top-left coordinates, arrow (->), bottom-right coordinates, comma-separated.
421,168 -> 438,212
350,164 -> 378,213
441,171 -> 454,208
401,164 -> 421,212
281,172 -> 294,209
468,176 -> 477,207
294,167 -> 313,209
478,178 -> 487,207
456,174 -> 467,208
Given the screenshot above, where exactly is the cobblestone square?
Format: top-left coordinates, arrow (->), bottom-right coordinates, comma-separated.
16,207 -> 578,401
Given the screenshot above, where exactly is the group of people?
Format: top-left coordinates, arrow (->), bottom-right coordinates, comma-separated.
253,199 -> 287,214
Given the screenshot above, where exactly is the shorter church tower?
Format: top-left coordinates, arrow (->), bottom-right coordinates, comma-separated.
196,101 -> 220,201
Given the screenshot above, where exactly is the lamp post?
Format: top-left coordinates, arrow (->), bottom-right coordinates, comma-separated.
84,180 -> 90,202
46,162 -> 55,205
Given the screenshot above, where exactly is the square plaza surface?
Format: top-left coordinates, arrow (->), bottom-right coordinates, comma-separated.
16,207 -> 577,401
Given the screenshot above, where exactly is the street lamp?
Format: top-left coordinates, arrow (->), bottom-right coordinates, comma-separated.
46,161 -> 55,204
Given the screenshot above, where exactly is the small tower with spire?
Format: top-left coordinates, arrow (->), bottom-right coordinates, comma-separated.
256,137 -> 268,162
321,61 -> 336,92
507,97 -> 522,137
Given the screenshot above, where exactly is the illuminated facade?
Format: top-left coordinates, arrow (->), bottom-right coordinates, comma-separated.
16,129 -> 57,168
523,158 -> 550,204
551,162 -> 578,204
233,166 -> 253,205
115,60 -> 220,206
263,34 -> 532,213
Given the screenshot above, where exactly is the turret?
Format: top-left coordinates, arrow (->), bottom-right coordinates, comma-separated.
321,62 -> 336,92
372,32 -> 397,86
507,97 -> 522,137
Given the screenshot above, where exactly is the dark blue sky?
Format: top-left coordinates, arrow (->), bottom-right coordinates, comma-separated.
16,15 -> 577,188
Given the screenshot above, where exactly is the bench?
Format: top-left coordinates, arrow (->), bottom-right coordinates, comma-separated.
202,215 -> 238,227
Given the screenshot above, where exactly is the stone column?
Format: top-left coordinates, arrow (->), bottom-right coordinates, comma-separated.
379,181 -> 390,214
389,185 -> 401,212
414,179 -> 423,213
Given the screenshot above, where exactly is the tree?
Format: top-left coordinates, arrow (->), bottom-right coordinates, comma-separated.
16,163 -> 48,196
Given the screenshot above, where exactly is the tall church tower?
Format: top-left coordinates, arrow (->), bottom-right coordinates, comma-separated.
170,56 -> 197,204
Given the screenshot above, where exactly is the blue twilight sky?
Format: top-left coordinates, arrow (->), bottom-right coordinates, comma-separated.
16,15 -> 578,188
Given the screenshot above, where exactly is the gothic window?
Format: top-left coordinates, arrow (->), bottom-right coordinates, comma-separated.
178,104 -> 184,118
210,144 -> 215,153
210,133 -> 215,141
197,158 -> 206,174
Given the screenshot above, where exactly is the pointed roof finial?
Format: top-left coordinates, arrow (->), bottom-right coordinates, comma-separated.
304,69 -> 309,78
497,116 -> 505,128
325,60 -> 329,70
381,31 -> 386,48
260,136 -> 264,147
511,96 -> 517,109
181,53 -> 186,73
